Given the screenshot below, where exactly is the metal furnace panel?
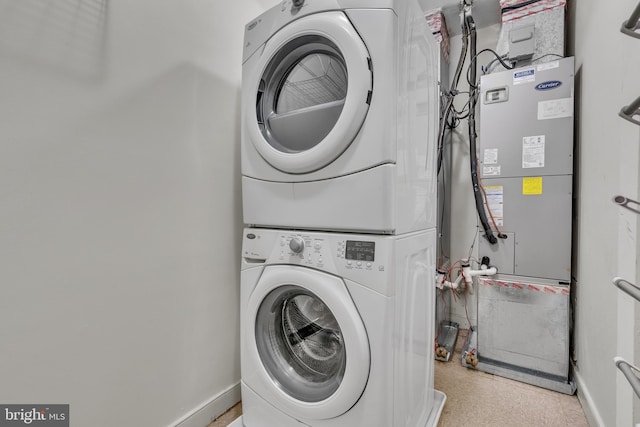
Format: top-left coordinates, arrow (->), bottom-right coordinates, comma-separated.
479,231 -> 515,275
477,276 -> 570,379
479,174 -> 572,282
479,57 -> 574,179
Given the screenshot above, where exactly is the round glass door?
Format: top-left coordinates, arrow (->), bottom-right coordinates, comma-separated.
244,12 -> 372,174
246,265 -> 370,419
258,35 -> 348,155
255,285 -> 346,402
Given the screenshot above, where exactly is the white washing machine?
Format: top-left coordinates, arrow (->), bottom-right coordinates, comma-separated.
241,0 -> 440,234
233,227 -> 446,427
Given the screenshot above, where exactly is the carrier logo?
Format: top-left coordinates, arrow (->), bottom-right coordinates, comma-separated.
535,80 -> 562,91
1,405 -> 68,426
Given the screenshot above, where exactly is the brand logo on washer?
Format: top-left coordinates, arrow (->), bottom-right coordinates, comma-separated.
246,233 -> 256,240
247,19 -> 259,31
535,80 -> 562,91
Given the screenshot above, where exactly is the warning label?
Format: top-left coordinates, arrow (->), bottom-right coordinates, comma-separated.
522,177 -> 543,195
484,185 -> 504,226
522,135 -> 545,168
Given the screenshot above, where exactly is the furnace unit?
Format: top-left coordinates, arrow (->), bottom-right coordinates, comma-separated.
476,56 -> 575,394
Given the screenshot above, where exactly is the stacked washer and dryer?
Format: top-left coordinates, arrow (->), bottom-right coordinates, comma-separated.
234,1 -> 445,426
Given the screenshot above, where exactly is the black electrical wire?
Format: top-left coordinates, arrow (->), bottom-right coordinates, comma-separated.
450,18 -> 470,91
531,53 -> 564,63
453,94 -> 472,116
467,48 -> 514,87
475,48 -> 515,70
437,95 -> 456,174
482,54 -> 507,74
466,14 -> 497,245
438,142 -> 450,267
467,219 -> 479,261
484,52 -> 564,75
501,0 -> 543,14
437,11 -> 471,174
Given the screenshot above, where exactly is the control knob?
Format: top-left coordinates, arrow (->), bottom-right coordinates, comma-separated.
289,237 -> 305,253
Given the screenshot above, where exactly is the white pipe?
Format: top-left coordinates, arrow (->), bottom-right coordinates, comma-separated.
435,272 -> 463,290
461,261 -> 497,294
435,261 -> 497,293
463,265 -> 498,278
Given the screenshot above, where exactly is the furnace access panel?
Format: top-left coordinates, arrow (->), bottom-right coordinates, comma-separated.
478,57 -> 574,282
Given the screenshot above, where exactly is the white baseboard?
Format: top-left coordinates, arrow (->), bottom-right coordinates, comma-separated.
170,382 -> 241,427
573,368 -> 606,427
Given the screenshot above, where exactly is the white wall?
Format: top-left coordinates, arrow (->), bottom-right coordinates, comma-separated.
570,1 -> 640,425
0,1 -> 273,426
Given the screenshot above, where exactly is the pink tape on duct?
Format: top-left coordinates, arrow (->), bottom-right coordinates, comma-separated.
425,9 -> 450,63
478,277 -> 570,296
500,0 -> 566,23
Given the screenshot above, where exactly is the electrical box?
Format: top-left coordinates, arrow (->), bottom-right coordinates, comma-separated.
478,57 -> 574,283
508,23 -> 535,62
476,57 -> 575,393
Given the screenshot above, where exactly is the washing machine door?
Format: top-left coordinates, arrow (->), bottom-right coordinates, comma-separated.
247,265 -> 370,420
245,11 -> 372,174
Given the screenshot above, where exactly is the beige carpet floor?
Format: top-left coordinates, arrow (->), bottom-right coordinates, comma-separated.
434,329 -> 588,426
209,330 -> 588,426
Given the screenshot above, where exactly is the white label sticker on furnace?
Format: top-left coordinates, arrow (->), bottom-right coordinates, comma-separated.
513,68 -> 535,85
537,60 -> 560,71
484,148 -> 498,164
483,165 -> 501,176
484,186 -> 504,226
522,135 -> 545,168
538,98 -> 574,120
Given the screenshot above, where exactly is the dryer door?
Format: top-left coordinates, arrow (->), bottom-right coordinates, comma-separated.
245,11 -> 372,174
247,265 -> 370,420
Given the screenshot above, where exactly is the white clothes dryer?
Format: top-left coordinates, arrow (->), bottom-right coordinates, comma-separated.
235,227 -> 446,427
241,0 -> 440,234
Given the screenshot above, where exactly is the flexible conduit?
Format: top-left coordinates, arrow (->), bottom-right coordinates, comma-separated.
466,14 -> 497,244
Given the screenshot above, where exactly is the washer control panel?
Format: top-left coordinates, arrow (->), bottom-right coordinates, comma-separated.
288,236 -> 305,253
337,240 -> 377,271
242,228 -> 435,298
277,233 -> 330,270
275,233 -> 384,273
242,229 -> 390,277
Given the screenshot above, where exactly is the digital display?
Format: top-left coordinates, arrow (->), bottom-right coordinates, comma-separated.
345,241 -> 375,262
